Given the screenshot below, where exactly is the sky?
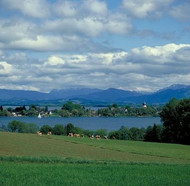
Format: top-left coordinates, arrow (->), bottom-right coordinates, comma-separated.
0,0 -> 190,93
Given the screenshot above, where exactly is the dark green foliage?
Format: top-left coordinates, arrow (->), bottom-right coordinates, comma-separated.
26,108 -> 38,116
14,106 -> 26,113
29,105 -> 37,110
97,104 -> 160,117
52,124 -> 66,135
108,131 -> 121,139
59,109 -> 70,117
119,126 -> 131,140
8,121 -> 39,133
72,127 -> 84,135
65,123 -> 75,135
94,129 -> 107,137
0,109 -> 11,116
160,98 -> 179,143
144,124 -> 163,142
61,102 -> 87,116
24,123 -> 39,133
0,102 -> 161,117
40,125 -> 52,134
97,108 -> 112,117
62,101 -> 81,111
160,98 -> 190,144
108,126 -> 146,141
129,127 -> 146,141
8,120 -> 26,133
83,129 -> 94,137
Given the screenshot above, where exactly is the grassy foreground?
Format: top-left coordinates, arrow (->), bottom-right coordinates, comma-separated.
0,132 -> 190,185
1,161 -> 190,186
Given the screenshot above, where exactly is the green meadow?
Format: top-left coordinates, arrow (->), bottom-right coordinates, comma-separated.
0,132 -> 190,185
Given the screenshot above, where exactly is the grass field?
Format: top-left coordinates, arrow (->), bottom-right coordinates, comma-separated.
0,132 -> 190,185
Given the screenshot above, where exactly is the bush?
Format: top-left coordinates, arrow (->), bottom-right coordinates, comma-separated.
65,123 -> 75,135
52,124 -> 66,135
72,127 -> 84,135
129,127 -> 146,141
25,123 -> 39,133
83,130 -> 94,137
8,120 -> 26,133
40,125 -> 52,134
108,131 -> 121,139
94,129 -> 107,138
119,126 -> 131,140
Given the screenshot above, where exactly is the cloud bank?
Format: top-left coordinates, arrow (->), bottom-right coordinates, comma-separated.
0,0 -> 190,92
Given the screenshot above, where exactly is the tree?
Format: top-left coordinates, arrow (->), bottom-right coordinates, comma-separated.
94,129 -> 107,138
29,105 -> 37,110
62,102 -> 82,112
119,126 -> 131,140
58,109 -> 70,117
65,123 -> 75,135
40,125 -> 52,134
160,98 -> 190,144
52,124 -> 65,135
144,124 -> 163,142
26,107 -> 38,116
176,99 -> 190,144
8,120 -> 26,133
108,131 -> 121,139
129,127 -> 146,141
25,123 -> 39,133
83,129 -> 94,137
0,109 -> 11,116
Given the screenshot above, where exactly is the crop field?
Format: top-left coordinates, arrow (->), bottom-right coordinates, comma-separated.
0,132 -> 190,185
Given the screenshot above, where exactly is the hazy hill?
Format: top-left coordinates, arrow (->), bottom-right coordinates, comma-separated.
70,84 -> 190,104
49,88 -> 101,99
0,84 -> 190,105
72,88 -> 142,101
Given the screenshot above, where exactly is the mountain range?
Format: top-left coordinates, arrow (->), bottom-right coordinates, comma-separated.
0,84 -> 190,105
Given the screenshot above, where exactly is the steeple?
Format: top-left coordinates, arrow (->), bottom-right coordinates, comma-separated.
142,101 -> 147,108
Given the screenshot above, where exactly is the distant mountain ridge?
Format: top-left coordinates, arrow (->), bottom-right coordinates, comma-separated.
0,84 -> 190,105
49,88 -> 101,99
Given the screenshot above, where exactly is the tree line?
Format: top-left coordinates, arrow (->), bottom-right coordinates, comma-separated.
0,101 -> 162,117
2,120 -> 149,141
1,98 -> 189,145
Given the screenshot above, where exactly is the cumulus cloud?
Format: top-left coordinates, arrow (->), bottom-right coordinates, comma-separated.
53,0 -> 78,17
82,0 -> 108,16
0,0 -> 189,92
0,61 -> 14,75
44,14 -> 131,37
1,0 -> 50,18
129,43 -> 190,64
0,18 -> 37,42
1,43 -> 189,92
0,1 -> 131,52
122,0 -> 174,18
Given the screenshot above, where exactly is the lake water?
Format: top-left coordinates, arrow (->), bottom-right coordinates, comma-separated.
0,117 -> 161,131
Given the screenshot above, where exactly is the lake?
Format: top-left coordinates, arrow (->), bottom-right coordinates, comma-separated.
0,117 -> 161,131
